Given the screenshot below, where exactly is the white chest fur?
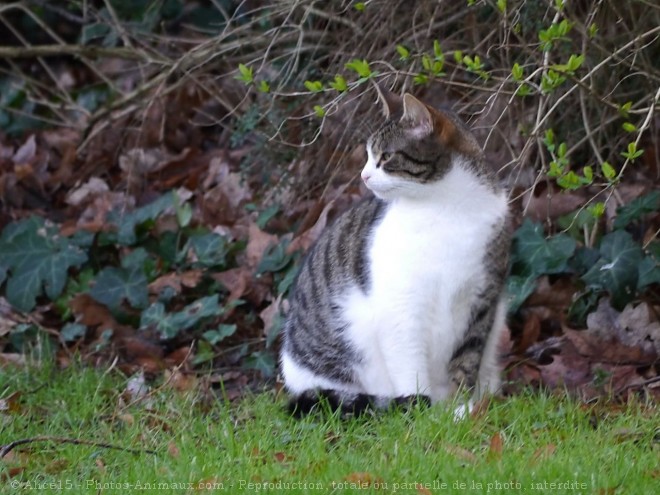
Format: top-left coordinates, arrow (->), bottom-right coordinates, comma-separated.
340,162 -> 508,401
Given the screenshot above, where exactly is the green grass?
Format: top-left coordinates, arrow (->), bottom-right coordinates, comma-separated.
1,364 -> 657,494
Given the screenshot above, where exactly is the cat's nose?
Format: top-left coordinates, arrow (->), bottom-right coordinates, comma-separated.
361,172 -> 370,183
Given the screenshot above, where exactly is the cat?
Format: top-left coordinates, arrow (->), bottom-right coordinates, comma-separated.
280,84 -> 510,418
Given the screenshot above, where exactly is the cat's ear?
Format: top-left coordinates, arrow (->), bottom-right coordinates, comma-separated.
401,94 -> 434,137
373,82 -> 403,119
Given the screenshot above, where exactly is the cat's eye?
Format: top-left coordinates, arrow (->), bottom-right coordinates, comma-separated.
380,152 -> 392,162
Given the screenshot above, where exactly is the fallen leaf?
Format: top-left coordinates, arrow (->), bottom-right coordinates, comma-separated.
469,396 -> 491,420
445,444 -> 477,463
564,327 -> 656,365
488,432 -> 503,460
167,441 -> 180,458
344,472 -> 381,487
516,313 -> 541,353
273,451 -> 293,464
206,157 -> 251,207
148,270 -> 203,296
163,369 -> 197,392
123,371 -> 152,407
212,267 -> 251,304
246,222 -> 278,269
12,134 -> 37,164
118,413 -> 135,426
0,353 -> 27,369
44,459 -> 69,474
0,391 -> 22,414
259,295 -> 282,337
531,443 -> 556,464
65,177 -> 109,206
288,197 -> 336,253
585,299 -> 660,358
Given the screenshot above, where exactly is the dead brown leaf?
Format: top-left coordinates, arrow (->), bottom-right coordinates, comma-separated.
445,444 -> 477,463
524,184 -> 587,222
212,267 -> 251,304
531,443 -> 556,464
564,327 -> 656,365
585,299 -> 660,358
516,313 -> 541,354
65,177 -> 109,206
0,391 -> 22,414
288,193 -> 340,253
259,295 -> 283,337
344,472 -> 382,487
163,369 -> 197,392
118,413 -> 135,426
167,441 -> 180,458
246,222 -> 278,269
488,432 -> 503,460
44,458 -> 69,474
148,270 -> 203,296
536,339 -> 592,390
273,451 -> 294,464
12,134 -> 37,164
469,396 -> 491,420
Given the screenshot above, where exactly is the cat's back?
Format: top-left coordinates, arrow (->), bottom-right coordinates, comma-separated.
294,196 -> 386,292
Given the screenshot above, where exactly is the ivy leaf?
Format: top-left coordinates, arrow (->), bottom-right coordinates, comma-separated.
257,239 -> 294,274
187,233 -> 228,268
0,216 -> 88,312
243,350 -> 276,377
203,324 -> 237,345
90,248 -> 149,310
506,274 -> 538,314
61,323 -> 87,342
511,219 -> 577,276
141,295 -> 224,339
637,255 -> 660,289
582,230 -> 643,309
613,191 -> 660,229
112,192 -> 176,245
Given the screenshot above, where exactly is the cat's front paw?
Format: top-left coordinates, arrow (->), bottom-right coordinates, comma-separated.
452,400 -> 474,422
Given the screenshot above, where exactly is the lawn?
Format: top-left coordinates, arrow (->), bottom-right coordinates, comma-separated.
1,363 -> 658,494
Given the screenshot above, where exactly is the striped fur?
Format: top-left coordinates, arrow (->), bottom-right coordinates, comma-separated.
280,89 -> 510,418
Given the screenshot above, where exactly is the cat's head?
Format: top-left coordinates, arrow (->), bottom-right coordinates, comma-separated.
362,85 -> 482,200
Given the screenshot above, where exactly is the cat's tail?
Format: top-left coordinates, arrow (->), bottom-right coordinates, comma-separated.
287,389 -> 431,417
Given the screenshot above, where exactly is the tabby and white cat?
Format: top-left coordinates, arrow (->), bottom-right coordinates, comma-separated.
280,85 -> 510,417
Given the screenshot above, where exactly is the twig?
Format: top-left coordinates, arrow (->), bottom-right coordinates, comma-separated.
0,436 -> 157,459
0,44 -> 155,61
